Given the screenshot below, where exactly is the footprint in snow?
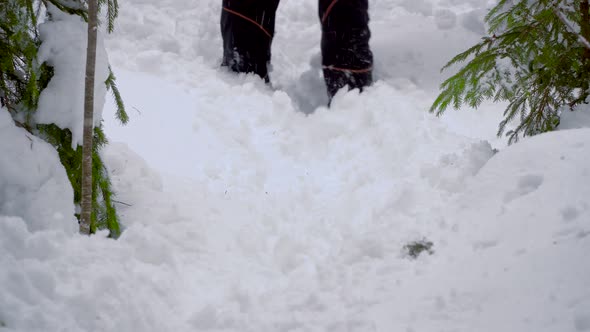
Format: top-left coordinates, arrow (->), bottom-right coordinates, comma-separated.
503,174 -> 544,203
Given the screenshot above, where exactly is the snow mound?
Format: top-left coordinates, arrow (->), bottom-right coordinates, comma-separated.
457,128 -> 590,245
370,128 -> 590,332
0,108 -> 76,234
0,143 -> 176,332
442,128 -> 590,332
2,121 -> 589,332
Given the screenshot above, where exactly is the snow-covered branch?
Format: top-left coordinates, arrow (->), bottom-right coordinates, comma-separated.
553,6 -> 590,50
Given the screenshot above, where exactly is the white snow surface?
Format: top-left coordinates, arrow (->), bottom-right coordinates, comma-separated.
1,0 -> 590,331
0,108 -> 76,234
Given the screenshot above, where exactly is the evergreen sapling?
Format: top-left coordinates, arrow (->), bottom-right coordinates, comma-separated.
431,0 -> 590,144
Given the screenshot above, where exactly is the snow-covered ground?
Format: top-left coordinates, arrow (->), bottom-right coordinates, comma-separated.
1,0 -> 590,331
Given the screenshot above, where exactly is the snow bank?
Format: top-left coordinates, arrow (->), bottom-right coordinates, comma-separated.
3,110 -> 589,332
35,5 -> 110,148
0,108 -> 76,234
385,127 -> 590,332
0,143 -> 181,332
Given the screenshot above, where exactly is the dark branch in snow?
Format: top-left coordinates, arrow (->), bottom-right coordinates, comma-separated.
113,200 -> 132,207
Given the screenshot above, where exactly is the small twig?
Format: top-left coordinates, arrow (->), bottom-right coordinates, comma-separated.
26,135 -> 33,149
112,200 -> 132,207
132,106 -> 142,115
553,7 -> 590,50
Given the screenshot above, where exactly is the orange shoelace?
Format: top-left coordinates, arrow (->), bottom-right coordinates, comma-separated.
323,65 -> 372,73
321,0 -> 339,23
222,7 -> 273,38
321,0 -> 371,74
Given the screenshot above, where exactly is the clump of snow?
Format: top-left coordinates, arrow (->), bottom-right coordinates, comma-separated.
0,142 -> 182,332
35,5 -> 110,148
421,140 -> 495,192
0,108 -> 76,234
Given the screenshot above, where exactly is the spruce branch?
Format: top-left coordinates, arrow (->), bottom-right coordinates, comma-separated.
105,66 -> 128,124
432,0 -> 589,143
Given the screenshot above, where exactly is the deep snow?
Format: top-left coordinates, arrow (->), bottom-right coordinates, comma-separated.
1,0 -> 589,331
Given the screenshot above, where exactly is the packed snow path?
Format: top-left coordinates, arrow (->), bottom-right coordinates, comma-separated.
1,0 -> 590,331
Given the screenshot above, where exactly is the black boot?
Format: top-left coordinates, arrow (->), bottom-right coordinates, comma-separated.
319,0 -> 373,99
220,0 -> 280,82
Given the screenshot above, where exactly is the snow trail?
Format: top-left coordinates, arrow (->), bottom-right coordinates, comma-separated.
1,0 -> 589,331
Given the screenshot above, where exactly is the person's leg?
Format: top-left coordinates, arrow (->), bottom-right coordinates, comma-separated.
319,0 -> 373,98
221,0 -> 280,82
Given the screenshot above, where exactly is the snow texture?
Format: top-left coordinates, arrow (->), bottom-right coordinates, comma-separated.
0,108 -> 76,234
1,0 -> 589,331
35,5 -> 110,149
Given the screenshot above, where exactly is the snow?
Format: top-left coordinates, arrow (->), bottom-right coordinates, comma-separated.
0,108 -> 76,234
560,104 -> 590,130
1,0 -> 590,331
434,128 -> 590,331
35,5 -> 110,149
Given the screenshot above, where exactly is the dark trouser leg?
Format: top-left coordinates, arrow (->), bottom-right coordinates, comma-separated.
319,0 -> 373,98
221,0 -> 280,82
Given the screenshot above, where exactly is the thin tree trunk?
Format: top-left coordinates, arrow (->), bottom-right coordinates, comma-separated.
581,0 -> 590,54
80,0 -> 98,235
580,0 -> 590,96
